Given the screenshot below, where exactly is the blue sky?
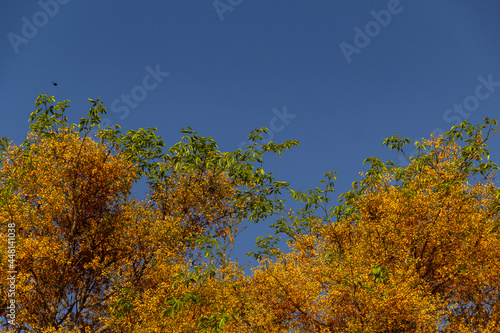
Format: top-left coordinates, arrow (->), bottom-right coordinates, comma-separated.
2,0 -> 500,266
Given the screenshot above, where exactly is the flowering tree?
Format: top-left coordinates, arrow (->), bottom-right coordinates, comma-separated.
0,95 -> 296,332
246,119 -> 500,332
1,95 -> 499,332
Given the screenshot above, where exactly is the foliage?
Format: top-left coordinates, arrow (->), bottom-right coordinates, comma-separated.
1,95 -> 499,332
247,119 -> 500,332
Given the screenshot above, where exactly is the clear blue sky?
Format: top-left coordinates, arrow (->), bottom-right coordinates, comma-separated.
2,0 -> 500,266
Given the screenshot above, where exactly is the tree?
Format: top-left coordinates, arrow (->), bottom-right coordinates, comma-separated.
2,94 -> 500,332
0,95 -> 297,332
246,119 -> 500,332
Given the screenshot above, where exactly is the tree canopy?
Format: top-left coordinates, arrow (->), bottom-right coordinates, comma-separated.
1,95 -> 499,332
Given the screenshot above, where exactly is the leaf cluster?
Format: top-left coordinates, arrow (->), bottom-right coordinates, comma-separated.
1,95 -> 500,332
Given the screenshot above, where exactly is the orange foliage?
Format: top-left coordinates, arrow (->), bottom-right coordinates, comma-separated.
1,127 -> 137,331
246,133 -> 500,332
2,97 -> 500,332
